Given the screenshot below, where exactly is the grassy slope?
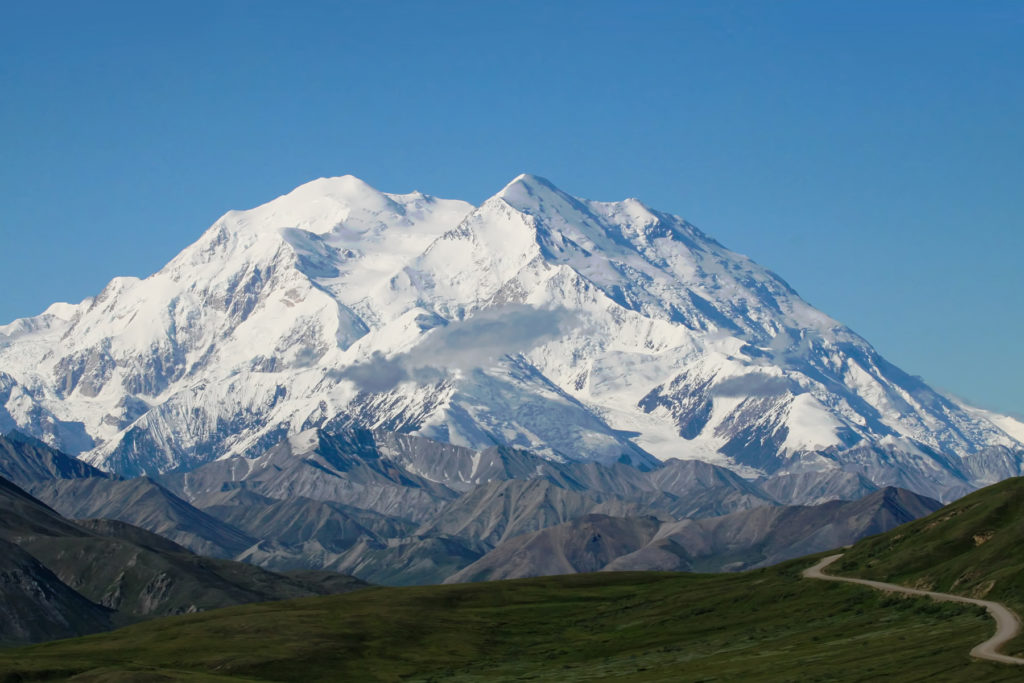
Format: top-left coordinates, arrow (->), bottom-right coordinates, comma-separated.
836,476 -> 1024,657
0,556 -> 1013,683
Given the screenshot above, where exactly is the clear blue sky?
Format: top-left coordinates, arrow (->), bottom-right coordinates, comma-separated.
1,1 -> 1021,417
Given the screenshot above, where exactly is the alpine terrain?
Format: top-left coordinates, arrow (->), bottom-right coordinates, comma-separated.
0,430 -> 938,586
1,174 -> 1022,503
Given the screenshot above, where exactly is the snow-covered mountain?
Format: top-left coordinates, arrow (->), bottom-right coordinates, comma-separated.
1,174 -> 1021,501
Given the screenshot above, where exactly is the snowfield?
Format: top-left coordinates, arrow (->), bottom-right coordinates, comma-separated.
1,173 -> 1021,501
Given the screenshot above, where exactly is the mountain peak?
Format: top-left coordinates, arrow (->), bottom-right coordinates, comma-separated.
198,174 -> 441,247
289,174 -> 382,198
265,174 -> 398,228
496,173 -> 564,205
2,173 -> 1022,502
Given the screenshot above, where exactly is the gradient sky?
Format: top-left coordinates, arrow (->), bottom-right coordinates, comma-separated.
1,1 -> 1021,417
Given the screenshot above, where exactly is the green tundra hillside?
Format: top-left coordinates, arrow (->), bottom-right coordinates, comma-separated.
837,476 -> 1024,650
0,559 -> 1010,682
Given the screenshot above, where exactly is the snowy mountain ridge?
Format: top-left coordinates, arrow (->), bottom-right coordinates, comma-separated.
1,173 -> 1021,501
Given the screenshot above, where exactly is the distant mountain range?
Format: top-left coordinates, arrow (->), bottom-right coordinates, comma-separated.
1,174 -> 1021,502
0,431 -> 940,590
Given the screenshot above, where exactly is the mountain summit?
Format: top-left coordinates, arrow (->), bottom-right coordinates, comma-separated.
1,174 -> 1021,500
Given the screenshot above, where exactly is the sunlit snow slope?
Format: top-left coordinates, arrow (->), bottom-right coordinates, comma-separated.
1,174 -> 1021,501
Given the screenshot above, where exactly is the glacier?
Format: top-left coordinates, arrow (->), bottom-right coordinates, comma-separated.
1,173 -> 1021,501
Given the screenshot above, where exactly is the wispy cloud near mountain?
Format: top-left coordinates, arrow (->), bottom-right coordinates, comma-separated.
333,305 -> 581,392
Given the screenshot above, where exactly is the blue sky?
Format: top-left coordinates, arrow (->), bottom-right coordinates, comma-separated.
1,1 -> 1021,416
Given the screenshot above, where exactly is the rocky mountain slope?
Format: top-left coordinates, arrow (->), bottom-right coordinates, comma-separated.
0,471 -> 365,645
0,536 -> 112,646
1,430 -> 939,586
446,487 -> 941,583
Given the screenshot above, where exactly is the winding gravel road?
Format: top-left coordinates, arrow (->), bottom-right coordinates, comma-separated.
803,554 -> 1024,665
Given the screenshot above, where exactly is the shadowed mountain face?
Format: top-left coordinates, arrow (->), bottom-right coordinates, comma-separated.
446,488 -> 941,583
0,475 -> 113,645
0,537 -> 112,646
0,432 -> 108,485
0,433 -> 260,560
0,474 -> 366,646
28,477 -> 258,559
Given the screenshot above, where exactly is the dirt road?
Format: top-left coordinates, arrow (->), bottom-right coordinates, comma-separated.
803,554 -> 1024,665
